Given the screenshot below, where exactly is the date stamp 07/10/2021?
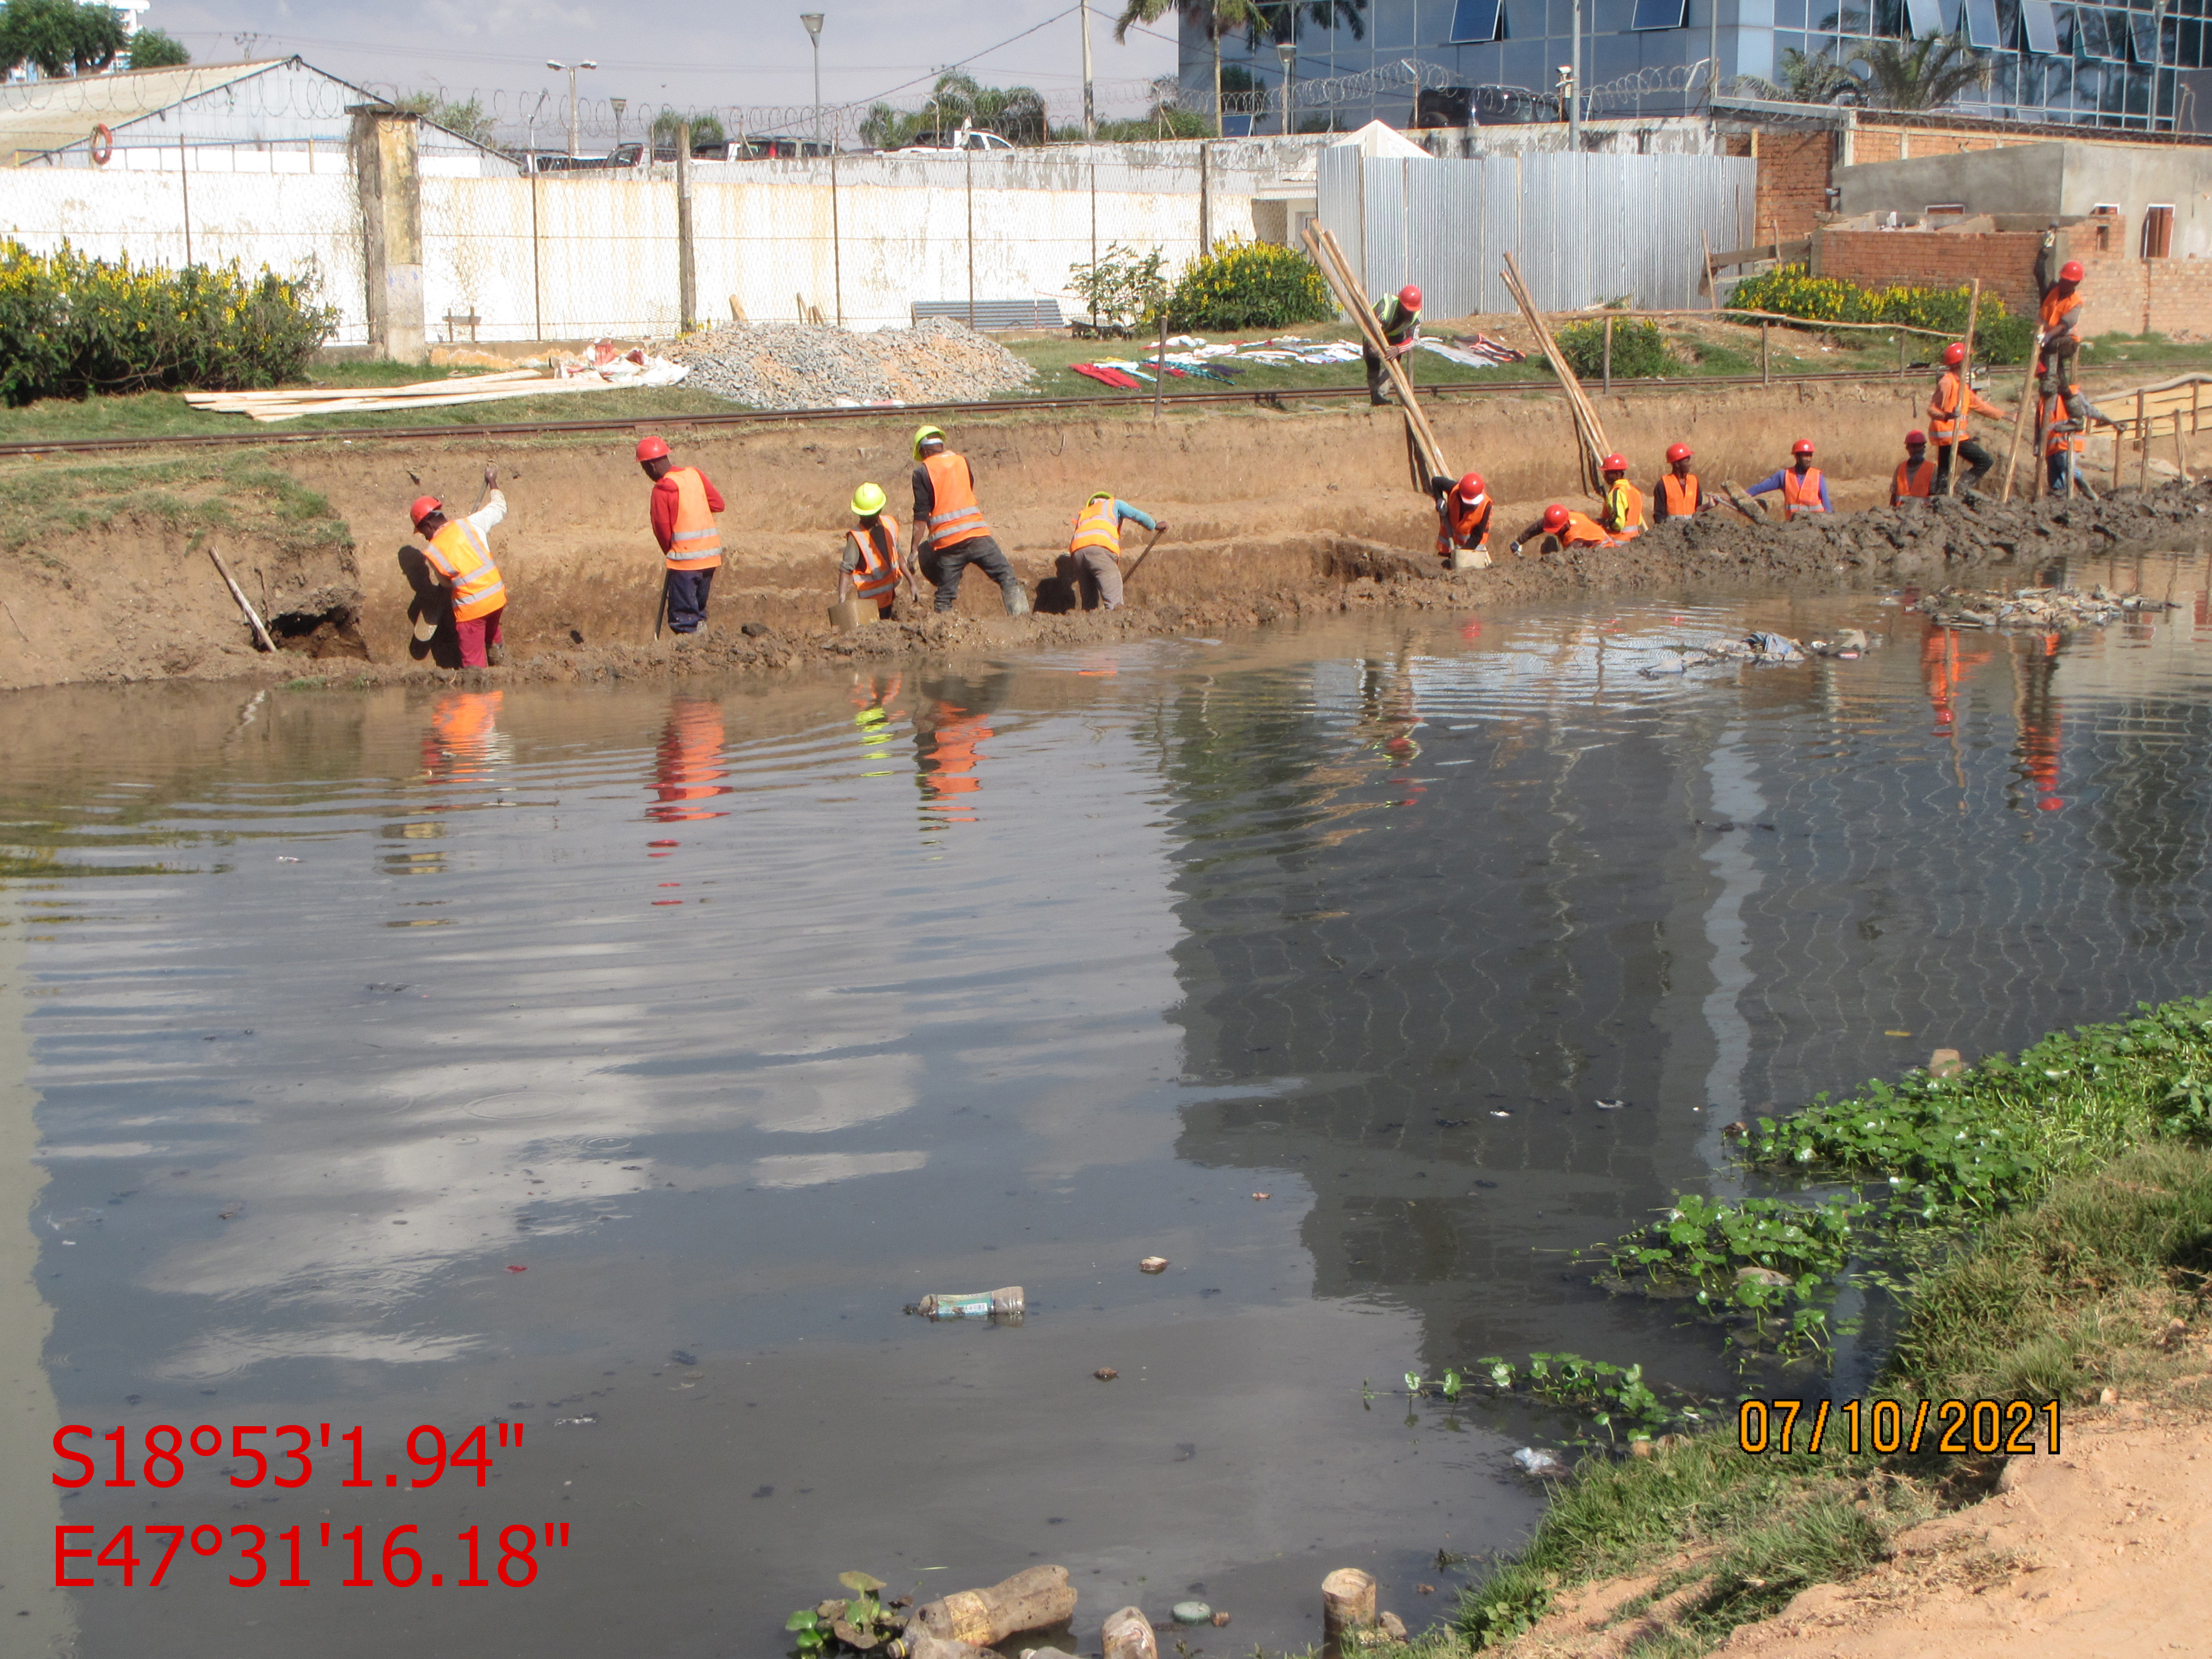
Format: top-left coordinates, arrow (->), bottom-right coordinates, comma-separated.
1738,1397 -> 2065,1457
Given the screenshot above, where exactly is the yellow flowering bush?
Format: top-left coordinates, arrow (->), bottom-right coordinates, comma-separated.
1162,237 -> 1333,332
1727,265 -> 2033,363
0,241 -> 337,405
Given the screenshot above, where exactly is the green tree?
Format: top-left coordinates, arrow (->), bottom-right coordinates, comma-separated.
1778,45 -> 1859,102
858,71 -> 1048,148
395,91 -> 496,147
652,111 -> 727,149
0,0 -> 128,77
126,26 -> 188,67
1851,29 -> 1990,110
1113,0 -> 1261,137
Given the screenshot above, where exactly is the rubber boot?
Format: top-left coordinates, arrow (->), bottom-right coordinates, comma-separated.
1001,581 -> 1031,618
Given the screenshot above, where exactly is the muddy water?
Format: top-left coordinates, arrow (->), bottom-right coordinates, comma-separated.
9,552 -> 2212,1658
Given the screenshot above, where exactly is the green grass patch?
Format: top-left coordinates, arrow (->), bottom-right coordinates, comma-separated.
0,451 -> 353,561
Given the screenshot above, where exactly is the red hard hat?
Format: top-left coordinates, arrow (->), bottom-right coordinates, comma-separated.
1397,284 -> 1422,311
1541,504 -> 1571,532
1666,442 -> 1692,464
1906,429 -> 1928,446
2058,259 -> 2084,283
636,435 -> 670,462
1601,452 -> 1627,473
1792,439 -> 1815,457
409,495 -> 443,528
1942,342 -> 1966,366
1457,471 -> 1485,499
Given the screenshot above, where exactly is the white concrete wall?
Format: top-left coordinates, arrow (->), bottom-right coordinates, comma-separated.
0,169 -> 367,345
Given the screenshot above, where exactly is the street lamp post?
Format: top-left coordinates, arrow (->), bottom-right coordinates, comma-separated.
611,96 -> 627,163
1276,40 -> 1296,135
546,59 -> 598,158
1078,0 -> 1096,140
800,13 -> 825,152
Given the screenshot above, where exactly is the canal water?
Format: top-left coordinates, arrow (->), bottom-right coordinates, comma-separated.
8,552 -> 2212,1658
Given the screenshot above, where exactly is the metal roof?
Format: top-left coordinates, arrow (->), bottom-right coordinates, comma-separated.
0,60 -> 285,160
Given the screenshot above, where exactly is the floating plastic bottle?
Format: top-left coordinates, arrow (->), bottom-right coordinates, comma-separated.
913,1285 -> 1024,1324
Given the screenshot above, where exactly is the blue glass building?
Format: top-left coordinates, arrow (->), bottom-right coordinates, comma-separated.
1186,0 -> 2209,132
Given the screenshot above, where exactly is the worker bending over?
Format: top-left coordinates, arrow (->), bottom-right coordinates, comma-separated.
411,466 -> 509,669
1747,441 -> 1830,518
1365,284 -> 1421,406
1431,472 -> 1492,569
841,483 -> 911,619
2039,389 -> 2088,497
1064,492 -> 1167,611
1509,503 -> 1615,554
1927,342 -> 2009,496
911,426 -> 1029,616
1891,431 -> 1937,505
1599,453 -> 1644,539
1652,444 -> 1706,520
637,435 -> 726,634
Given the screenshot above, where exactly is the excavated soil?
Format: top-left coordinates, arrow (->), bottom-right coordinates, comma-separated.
3,380 -> 2208,691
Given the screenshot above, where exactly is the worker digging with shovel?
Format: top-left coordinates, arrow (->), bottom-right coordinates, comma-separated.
410,465 -> 509,668
1060,491 -> 1167,611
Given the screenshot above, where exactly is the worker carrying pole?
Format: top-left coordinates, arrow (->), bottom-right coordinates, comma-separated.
1365,284 -> 1422,407
637,435 -> 727,636
1927,341 -> 2010,498
1062,491 -> 1167,611
410,465 -> 509,669
910,425 -> 1030,617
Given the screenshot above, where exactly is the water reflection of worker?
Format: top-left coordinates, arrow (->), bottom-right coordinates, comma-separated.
422,690 -> 505,782
852,672 -> 904,743
2013,632 -> 2065,812
1920,624 -> 1992,731
648,697 -> 731,822
915,701 -> 993,822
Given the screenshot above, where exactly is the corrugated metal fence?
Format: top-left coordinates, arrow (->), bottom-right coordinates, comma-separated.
1318,148 -> 1757,315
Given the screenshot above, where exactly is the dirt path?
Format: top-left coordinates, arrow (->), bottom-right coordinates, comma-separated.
1724,1392 -> 2212,1658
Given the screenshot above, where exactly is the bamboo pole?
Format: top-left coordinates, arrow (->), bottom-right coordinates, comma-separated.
1152,310 -> 1165,424
1501,250 -> 1610,497
2138,390 -> 2151,491
1301,223 -> 1450,484
209,547 -> 276,653
1999,348 -> 2041,504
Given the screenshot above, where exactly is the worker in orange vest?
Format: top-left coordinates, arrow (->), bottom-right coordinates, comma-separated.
637,435 -> 727,635
1509,502 -> 1615,553
2037,258 -> 2085,399
1064,492 -> 1166,611
911,425 -> 1029,615
1431,471 -> 1492,568
2038,387 -> 2088,497
1891,430 -> 1937,505
839,482 -> 911,619
1928,341 -> 2009,495
411,465 -> 509,669
1598,453 -> 1644,539
1652,443 -> 1707,520
1747,440 -> 1830,518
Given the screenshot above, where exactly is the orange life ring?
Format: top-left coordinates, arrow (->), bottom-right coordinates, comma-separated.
90,123 -> 113,165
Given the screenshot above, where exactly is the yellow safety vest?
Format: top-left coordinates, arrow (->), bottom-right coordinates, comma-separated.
426,518 -> 507,622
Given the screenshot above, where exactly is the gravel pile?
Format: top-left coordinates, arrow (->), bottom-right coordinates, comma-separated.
1916,583 -> 2177,630
665,316 -> 1037,410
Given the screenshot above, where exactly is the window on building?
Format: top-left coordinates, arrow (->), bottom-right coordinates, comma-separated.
2075,6 -> 2110,55
2130,9 -> 2160,60
2090,203 -> 2121,250
1632,0 -> 1691,28
1449,0 -> 1505,41
2022,0 -> 2063,52
2142,204 -> 2174,257
1965,0 -> 2004,45
1905,0 -> 1943,34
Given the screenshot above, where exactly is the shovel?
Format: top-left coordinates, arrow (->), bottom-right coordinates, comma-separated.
1119,526 -> 1168,585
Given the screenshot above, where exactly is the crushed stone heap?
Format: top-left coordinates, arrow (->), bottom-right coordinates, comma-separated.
664,316 -> 1039,410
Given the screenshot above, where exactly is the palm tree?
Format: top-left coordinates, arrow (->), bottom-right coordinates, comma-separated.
1114,0 -> 1260,137
1851,29 -> 1990,110
859,71 -> 1050,149
1778,45 -> 1860,103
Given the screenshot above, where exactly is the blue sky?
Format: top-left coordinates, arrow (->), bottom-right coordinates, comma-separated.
142,0 -> 1183,136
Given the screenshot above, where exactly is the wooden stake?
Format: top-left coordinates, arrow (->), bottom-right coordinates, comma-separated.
1322,1568 -> 1378,1640
1761,321 -> 1770,387
1999,348 -> 2040,504
208,547 -> 276,653
2174,411 -> 2190,483
0,594 -> 29,644
1153,310 -> 1166,423
1700,228 -> 1714,304
2138,389 -> 2150,491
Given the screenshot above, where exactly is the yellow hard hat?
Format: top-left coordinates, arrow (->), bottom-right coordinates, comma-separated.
852,481 -> 887,517
911,425 -> 946,460
1087,490 -> 1114,503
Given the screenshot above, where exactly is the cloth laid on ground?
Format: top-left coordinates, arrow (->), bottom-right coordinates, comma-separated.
1418,332 -> 1528,368
1072,363 -> 1144,390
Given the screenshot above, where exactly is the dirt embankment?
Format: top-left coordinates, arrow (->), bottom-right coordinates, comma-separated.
1,380 -> 2205,691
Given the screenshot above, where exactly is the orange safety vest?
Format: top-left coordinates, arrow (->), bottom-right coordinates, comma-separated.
1892,457 -> 1936,502
1929,372 -> 1970,442
847,514 -> 901,608
2039,288 -> 2083,335
1604,479 -> 1645,538
2041,392 -> 2084,457
1437,492 -> 1491,551
922,451 -> 990,549
1657,472 -> 1698,517
425,518 -> 507,622
1069,498 -> 1123,556
664,466 -> 722,570
1781,466 -> 1827,517
1558,509 -> 1614,547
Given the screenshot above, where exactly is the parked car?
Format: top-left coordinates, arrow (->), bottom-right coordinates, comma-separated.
893,126 -> 1016,154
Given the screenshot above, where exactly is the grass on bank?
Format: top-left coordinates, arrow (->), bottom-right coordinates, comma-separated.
1425,997 -> 2212,1657
0,450 -> 352,561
